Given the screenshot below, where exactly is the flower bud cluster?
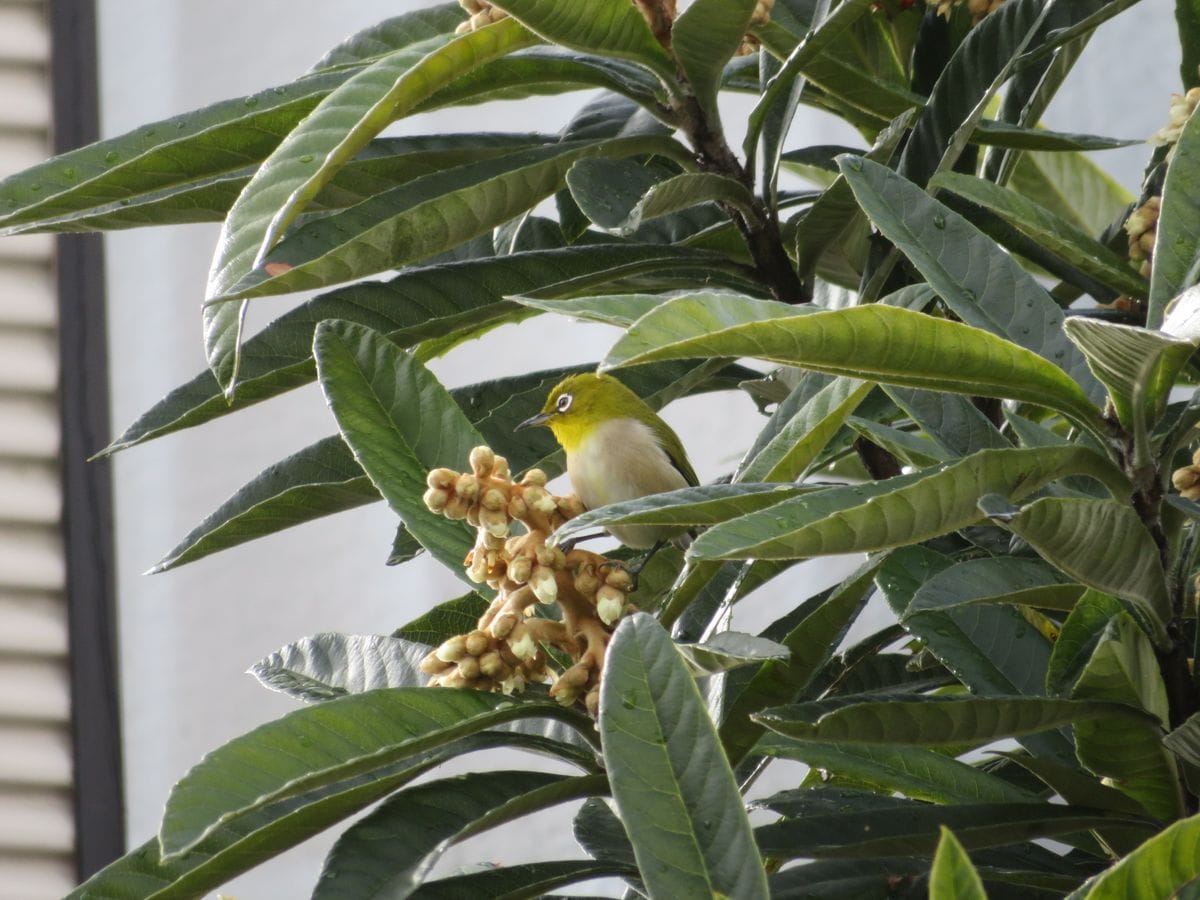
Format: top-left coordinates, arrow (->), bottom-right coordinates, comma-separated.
419,445 -> 636,715
736,0 -> 775,56
1125,196 -> 1160,279
1172,447 -> 1200,502
455,0 -> 507,33
1150,87 -> 1200,155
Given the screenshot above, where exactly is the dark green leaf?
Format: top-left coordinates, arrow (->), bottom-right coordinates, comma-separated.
312,321 -> 482,572
600,613 -> 769,900
1149,104 -> 1200,328
159,688 -> 586,856
312,771 -> 603,899
908,558 -> 1080,616
757,694 -> 1157,746
605,293 -> 1105,434
929,827 -> 987,900
1046,590 -> 1125,696
1068,811 -> 1200,899
673,0 -> 757,123
989,497 -> 1170,647
394,593 -> 489,647
691,446 -> 1125,561
838,158 -> 1102,405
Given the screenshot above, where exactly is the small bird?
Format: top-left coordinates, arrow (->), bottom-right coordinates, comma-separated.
516,372 -> 698,550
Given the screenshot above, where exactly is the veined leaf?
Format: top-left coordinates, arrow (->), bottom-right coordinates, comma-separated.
312,321 -> 482,572
737,377 -> 874,482
1068,811 -> 1200,899
908,557 -> 1081,615
408,860 -> 629,898
394,593 -> 489,647
972,120 -> 1138,152
719,560 -> 878,766
673,0 -> 757,124
249,633 -> 432,702
930,827 -> 987,900
205,18 -> 541,391
677,632 -> 790,677
309,5 -> 467,71
1071,614 -> 1184,822
159,688 -> 589,857
1010,149 -> 1132,237
883,386 -> 1008,458
690,445 -> 1126,561
756,694 -> 1157,746
552,483 -> 807,545
838,157 -> 1102,405
604,293 -> 1105,434
756,736 -> 1036,805
613,172 -> 758,236
488,0 -> 675,82
1149,104 -> 1200,328
213,135 -> 690,305
755,800 -> 1132,860
988,497 -> 1170,648
600,614 -> 769,900
932,171 -> 1147,299
312,771 -> 603,899
1046,590 -> 1125,697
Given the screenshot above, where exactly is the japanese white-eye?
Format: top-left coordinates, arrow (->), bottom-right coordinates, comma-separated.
516,372 -> 698,548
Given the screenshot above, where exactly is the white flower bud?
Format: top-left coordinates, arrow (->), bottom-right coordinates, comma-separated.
530,566 -> 558,604
435,635 -> 468,663
469,446 -> 495,475
509,630 -> 537,661
596,586 -> 626,626
521,468 -> 548,486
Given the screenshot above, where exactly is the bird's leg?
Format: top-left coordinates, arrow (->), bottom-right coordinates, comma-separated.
558,531 -> 608,554
622,539 -> 668,591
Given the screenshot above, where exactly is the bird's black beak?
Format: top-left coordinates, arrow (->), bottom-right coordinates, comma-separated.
515,412 -> 553,431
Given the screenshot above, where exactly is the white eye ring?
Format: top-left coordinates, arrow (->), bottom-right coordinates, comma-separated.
556,393 -> 573,412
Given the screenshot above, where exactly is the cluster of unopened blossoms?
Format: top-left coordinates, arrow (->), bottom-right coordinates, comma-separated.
1172,448 -> 1200,503
418,446 -> 636,714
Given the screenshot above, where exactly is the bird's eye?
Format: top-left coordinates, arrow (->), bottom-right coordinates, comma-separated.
556,393 -> 573,412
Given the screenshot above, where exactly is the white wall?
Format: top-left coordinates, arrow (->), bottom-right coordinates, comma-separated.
95,1 -> 1177,896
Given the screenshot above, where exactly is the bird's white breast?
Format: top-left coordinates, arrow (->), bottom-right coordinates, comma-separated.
567,418 -> 690,547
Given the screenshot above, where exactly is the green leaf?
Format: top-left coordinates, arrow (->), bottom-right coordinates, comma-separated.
312,771 -> 603,899
897,0 -> 1055,187
738,377 -> 874,482
931,171 -> 1147,298
838,157 -> 1102,405
672,0 -> 757,124
212,135 -> 689,308
1063,318 -> 1194,444
1166,714 -> 1200,769
0,70 -> 356,233
1046,590 -> 1125,696
488,0 -> 674,81
691,445 -> 1125,561
108,245 -> 714,453
312,320 -> 482,572
1071,614 -> 1184,822
883,386 -> 1009,458
745,0 -> 876,183
67,755 -> 444,900
1009,149 -> 1132,237
204,18 -> 541,391
972,120 -> 1138,152
249,633 -> 431,702
617,172 -> 758,236
1149,105 -> 1200,328
149,436 -> 375,572
908,557 -> 1080,616
600,613 -> 769,900
719,560 -> 878,765
755,800 -> 1138,860
756,695 -> 1157,746
1069,811 -> 1200,899
882,546 -> 1075,767
792,109 -> 913,287
987,497 -> 1170,648
552,483 -> 807,545
309,5 -> 468,71
409,860 -> 629,899
755,736 -> 1036,805
159,688 -> 587,857
677,632 -> 790,676
1178,0 -> 1200,90
929,827 -> 987,900
394,593 -> 489,647
607,295 -> 1105,434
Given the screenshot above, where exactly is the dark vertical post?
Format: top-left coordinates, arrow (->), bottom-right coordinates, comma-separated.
46,0 -> 125,879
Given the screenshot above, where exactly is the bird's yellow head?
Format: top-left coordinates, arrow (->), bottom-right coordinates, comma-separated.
515,372 -> 642,453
